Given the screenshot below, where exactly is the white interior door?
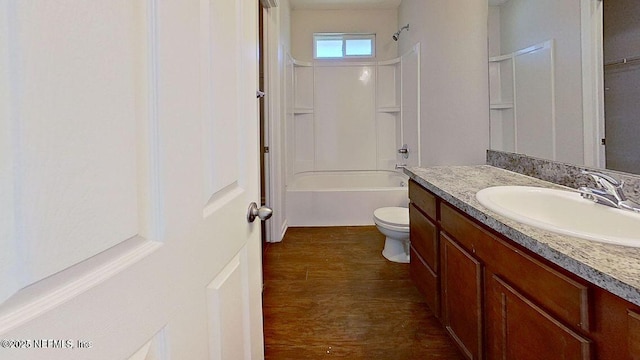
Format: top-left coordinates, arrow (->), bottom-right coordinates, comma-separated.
0,0 -> 263,359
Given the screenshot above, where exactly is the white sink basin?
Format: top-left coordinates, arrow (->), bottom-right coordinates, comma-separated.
476,186 -> 640,247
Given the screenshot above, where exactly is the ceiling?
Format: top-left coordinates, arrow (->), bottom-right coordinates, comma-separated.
288,0 -> 508,10
289,0 -> 402,10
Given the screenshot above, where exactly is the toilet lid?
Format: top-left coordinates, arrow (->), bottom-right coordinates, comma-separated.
374,207 -> 409,227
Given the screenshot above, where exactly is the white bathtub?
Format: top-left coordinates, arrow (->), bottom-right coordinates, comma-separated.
286,171 -> 409,226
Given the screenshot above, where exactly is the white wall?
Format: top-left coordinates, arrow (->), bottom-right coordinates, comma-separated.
398,0 -> 490,166
291,9 -> 398,61
488,6 -> 501,57
313,65 -> 378,171
495,0 -> 584,165
278,0 -> 291,53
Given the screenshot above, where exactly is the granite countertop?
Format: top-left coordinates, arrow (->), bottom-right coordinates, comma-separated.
405,165 -> 640,307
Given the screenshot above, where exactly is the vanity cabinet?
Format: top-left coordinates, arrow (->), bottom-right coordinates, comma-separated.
408,179 -> 640,360
441,201 -> 592,360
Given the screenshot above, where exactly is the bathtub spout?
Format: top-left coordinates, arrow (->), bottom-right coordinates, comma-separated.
395,164 -> 407,169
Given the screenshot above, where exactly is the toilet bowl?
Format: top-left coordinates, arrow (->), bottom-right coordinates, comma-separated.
373,207 -> 410,263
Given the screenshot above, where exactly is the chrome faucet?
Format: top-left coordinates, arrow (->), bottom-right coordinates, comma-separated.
578,170 -> 640,212
395,164 -> 407,170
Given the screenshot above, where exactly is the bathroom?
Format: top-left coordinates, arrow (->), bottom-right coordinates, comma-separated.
2,0 -> 639,358
262,0 -> 640,358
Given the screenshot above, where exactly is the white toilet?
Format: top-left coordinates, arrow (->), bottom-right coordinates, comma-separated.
373,207 -> 410,263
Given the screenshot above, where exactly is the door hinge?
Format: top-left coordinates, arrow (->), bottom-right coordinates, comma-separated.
601,138 -> 606,146
264,146 -> 269,153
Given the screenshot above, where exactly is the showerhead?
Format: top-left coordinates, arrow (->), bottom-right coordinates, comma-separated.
392,23 -> 410,42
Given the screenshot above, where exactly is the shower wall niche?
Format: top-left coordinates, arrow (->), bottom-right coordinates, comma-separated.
285,44 -> 420,180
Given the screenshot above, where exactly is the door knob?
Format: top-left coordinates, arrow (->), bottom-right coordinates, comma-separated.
247,202 -> 273,222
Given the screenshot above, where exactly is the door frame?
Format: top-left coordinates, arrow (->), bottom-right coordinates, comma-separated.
261,2 -> 287,243
581,0 -> 605,168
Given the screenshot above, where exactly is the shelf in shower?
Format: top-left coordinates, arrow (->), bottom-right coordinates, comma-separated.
294,108 -> 314,114
377,107 -> 401,113
490,103 -> 514,110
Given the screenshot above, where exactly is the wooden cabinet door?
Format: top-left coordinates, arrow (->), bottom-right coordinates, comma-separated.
409,206 -> 440,315
441,233 -> 483,360
410,247 -> 440,317
629,310 -> 640,360
409,203 -> 439,273
486,274 -> 591,360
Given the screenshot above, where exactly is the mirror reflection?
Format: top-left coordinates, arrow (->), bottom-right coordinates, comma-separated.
488,0 -> 640,175
603,0 -> 640,174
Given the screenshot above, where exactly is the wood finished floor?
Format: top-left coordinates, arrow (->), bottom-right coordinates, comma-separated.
262,226 -> 463,359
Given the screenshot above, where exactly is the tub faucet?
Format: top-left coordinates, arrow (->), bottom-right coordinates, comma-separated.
395,164 -> 407,170
578,170 -> 640,212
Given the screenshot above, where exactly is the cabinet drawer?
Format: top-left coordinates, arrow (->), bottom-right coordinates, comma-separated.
441,202 -> 590,331
410,246 -> 440,317
440,202 -> 492,252
409,180 -> 437,221
409,203 -> 438,272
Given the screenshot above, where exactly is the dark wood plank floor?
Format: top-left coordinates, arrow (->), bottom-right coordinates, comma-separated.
262,226 -> 463,359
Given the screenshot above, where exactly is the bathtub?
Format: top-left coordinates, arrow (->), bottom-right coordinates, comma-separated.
286,171 -> 409,226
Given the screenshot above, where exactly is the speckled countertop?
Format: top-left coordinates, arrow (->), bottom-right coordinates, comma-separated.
405,165 -> 640,307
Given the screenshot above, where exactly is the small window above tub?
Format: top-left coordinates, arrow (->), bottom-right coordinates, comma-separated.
313,33 -> 376,59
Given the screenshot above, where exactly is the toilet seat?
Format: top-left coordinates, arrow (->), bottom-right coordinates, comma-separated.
373,207 -> 409,230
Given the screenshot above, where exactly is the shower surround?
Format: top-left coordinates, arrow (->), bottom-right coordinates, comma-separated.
284,45 -> 420,225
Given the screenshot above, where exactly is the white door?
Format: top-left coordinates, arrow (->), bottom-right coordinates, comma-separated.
0,0 -> 264,359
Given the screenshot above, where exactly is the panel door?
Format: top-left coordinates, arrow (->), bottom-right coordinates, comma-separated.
409,203 -> 440,316
441,233 -> 483,360
486,275 -> 591,360
628,309 -> 640,359
0,0 -> 263,359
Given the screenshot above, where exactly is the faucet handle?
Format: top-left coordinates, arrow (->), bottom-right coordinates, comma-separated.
398,144 -> 409,159
580,170 -> 640,212
581,170 -> 623,188
582,170 -> 627,202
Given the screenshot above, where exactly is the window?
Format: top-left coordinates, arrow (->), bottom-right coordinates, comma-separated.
314,33 -> 375,59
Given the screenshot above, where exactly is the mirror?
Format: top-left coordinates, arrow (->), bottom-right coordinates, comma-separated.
602,0 -> 640,174
487,0 -> 640,175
